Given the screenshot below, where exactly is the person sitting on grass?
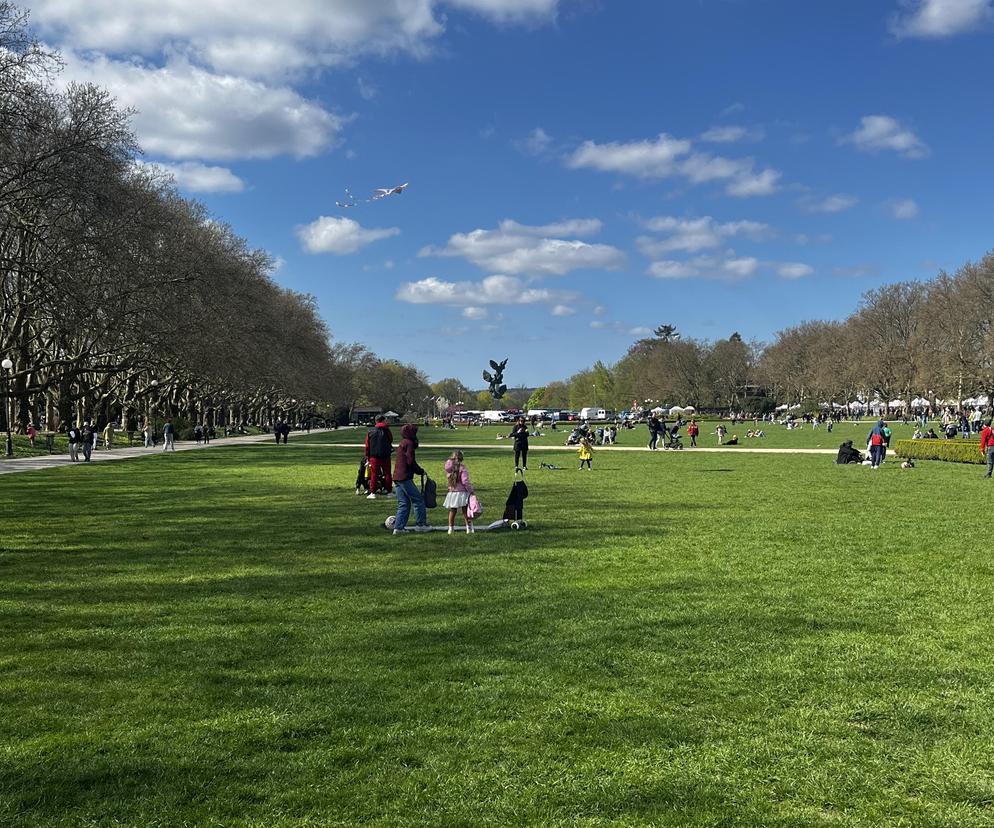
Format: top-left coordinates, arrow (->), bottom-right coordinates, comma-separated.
725,434 -> 739,446
926,428 -> 939,439
912,426 -> 924,439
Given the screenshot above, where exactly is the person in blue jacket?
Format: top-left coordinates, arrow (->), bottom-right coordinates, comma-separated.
866,419 -> 886,469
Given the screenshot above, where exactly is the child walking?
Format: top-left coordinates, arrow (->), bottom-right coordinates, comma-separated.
578,435 -> 593,470
443,450 -> 475,534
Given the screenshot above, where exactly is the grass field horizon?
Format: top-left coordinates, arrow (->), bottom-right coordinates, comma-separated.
3,433 -> 994,826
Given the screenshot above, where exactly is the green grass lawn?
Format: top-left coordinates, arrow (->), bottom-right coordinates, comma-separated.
3,436 -> 994,826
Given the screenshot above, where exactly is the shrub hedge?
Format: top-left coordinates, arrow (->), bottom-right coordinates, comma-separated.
894,438 -> 985,464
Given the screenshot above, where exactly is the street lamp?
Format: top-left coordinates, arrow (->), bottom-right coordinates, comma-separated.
150,379 -> 158,445
2,357 -> 12,457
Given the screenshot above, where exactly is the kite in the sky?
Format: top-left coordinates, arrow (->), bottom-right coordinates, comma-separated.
335,188 -> 357,209
482,358 -> 508,399
370,182 -> 409,201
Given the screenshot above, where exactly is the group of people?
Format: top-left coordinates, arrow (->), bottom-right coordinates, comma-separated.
362,415 -> 479,534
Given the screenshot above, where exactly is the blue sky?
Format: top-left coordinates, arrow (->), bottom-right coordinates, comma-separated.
31,0 -> 994,386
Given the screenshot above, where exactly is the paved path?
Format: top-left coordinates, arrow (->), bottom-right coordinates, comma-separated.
318,442 -> 837,456
0,430 -> 332,476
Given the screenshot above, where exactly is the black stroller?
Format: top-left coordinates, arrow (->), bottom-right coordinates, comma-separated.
565,425 -> 588,446
663,426 -> 683,450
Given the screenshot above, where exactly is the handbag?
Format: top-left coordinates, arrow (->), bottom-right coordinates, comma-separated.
467,493 -> 483,519
421,474 -> 438,509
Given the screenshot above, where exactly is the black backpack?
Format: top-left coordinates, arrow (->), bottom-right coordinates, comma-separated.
367,427 -> 391,459
421,474 -> 438,509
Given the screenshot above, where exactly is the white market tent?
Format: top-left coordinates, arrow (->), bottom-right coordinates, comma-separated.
848,400 -> 866,408
384,410 -> 399,418
683,405 -> 696,413
911,396 -> 930,408
789,403 -> 802,411
651,406 -> 666,414
888,399 -> 908,408
775,404 -> 790,411
669,405 -> 685,416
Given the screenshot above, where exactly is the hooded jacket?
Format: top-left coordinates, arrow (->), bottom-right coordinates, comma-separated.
867,419 -> 885,446
393,424 -> 424,482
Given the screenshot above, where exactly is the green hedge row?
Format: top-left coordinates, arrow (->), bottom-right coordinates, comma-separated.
894,439 -> 985,464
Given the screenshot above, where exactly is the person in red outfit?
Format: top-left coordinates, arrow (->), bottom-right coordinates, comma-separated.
364,415 -> 394,499
980,419 -> 994,478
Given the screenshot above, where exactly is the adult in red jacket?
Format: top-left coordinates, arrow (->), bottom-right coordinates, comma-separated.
980,419 -> 994,478
364,415 -> 394,499
392,424 -> 429,533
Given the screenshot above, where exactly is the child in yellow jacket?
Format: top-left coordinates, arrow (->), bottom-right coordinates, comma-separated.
578,436 -> 593,470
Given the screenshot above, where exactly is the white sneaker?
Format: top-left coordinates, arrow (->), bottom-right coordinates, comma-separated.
393,528 -> 409,535
412,524 -> 432,533
466,525 -> 474,534
447,527 -> 454,535
366,493 -> 376,500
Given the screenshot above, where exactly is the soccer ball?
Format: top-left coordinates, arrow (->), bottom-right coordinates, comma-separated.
384,515 -> 396,529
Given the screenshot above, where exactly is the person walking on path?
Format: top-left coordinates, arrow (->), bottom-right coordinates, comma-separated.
647,415 -> 660,451
443,450 -> 475,534
67,423 -> 80,462
867,419 -> 885,469
162,419 -> 176,452
687,419 -> 699,447
364,415 -> 394,500
142,419 -> 154,448
511,416 -> 529,469
981,420 -> 994,478
578,435 -> 593,470
81,421 -> 95,462
102,421 -> 115,451
194,424 -> 203,445
392,424 -> 430,534
205,424 -> 214,444
274,420 -> 283,444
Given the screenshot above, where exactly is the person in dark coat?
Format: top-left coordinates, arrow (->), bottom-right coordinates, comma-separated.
364,415 -> 394,499
392,424 -> 430,533
510,417 -> 529,469
835,440 -> 863,464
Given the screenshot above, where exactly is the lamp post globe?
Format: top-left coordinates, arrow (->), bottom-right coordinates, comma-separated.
2,358 -> 13,457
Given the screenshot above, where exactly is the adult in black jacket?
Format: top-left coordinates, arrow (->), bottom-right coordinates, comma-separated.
510,417 -> 529,469
835,440 -> 863,464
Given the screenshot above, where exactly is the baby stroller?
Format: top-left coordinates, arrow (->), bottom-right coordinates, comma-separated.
355,457 -> 389,495
663,426 -> 683,450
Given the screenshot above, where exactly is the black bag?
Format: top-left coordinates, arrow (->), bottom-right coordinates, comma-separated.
421,474 -> 438,509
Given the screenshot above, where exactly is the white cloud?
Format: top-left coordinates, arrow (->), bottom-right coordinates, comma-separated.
841,115 -> 929,159
32,1 -> 562,79
396,274 -> 574,306
566,133 -> 692,178
629,326 -> 653,337
777,262 -> 815,279
700,125 -> 763,143
137,160 -> 246,193
462,306 -> 488,319
425,218 -> 623,275
551,304 -> 576,316
297,216 -> 400,254
725,167 -> 781,197
567,133 -> 780,197
645,253 -> 792,282
799,193 -> 859,213
519,127 -> 553,155
887,198 -> 920,219
62,52 -> 345,161
638,216 -> 772,255
891,0 -> 993,38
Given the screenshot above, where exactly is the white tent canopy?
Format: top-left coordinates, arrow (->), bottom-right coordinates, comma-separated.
775,404 -> 789,411
789,403 -> 802,411
849,400 -> 866,408
651,406 -> 666,414
683,405 -> 696,413
911,396 -> 930,407
669,405 -> 685,415
888,399 -> 908,408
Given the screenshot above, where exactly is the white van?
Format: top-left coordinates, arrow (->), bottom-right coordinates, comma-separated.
579,407 -> 611,420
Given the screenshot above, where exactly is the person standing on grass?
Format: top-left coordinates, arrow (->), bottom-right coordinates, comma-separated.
715,424 -> 727,445
364,415 -> 394,500
981,420 -> 994,478
162,419 -> 176,452
392,423 -> 430,534
510,416 -> 529,469
647,414 -> 660,451
578,434 -> 593,470
880,422 -> 892,464
687,419 -> 699,447
866,419 -> 885,469
443,450 -> 475,534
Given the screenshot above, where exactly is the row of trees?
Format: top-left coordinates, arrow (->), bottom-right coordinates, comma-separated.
0,3 -> 428,434
532,256 -> 994,414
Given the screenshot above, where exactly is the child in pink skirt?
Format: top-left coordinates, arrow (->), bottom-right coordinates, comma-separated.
443,450 -> 475,534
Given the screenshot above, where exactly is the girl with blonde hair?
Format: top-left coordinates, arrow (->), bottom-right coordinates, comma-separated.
443,450 -> 475,534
